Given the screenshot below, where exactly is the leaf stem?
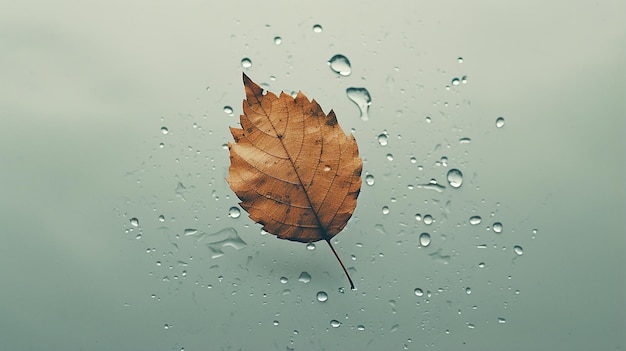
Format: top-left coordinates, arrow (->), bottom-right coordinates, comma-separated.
325,239 -> 355,290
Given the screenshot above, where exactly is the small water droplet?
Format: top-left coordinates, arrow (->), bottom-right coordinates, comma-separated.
312,24 -> 323,33
328,54 -> 352,76
330,320 -> 341,328
228,207 -> 241,218
419,233 -> 431,247
496,117 -> 505,128
130,218 -> 139,227
382,206 -> 390,215
423,215 -> 433,225
425,116 -> 432,123
365,174 -> 375,186
377,133 -> 388,146
158,215 -> 165,222
513,245 -> 524,255
447,169 -> 463,188
164,324 -> 171,330
316,291 -> 328,302
414,288 -> 424,296
306,243 -> 316,250
459,137 -> 471,144
280,276 -> 288,284
346,87 -> 371,121
223,106 -> 233,115
357,325 -> 365,331
451,77 -> 460,85
461,75 -> 468,84
273,36 -> 282,45
273,320 -> 280,326
493,222 -> 503,233
498,317 -> 506,324
465,287 -> 472,294
241,57 -> 252,68
298,272 -> 311,283
469,216 -> 482,225
415,214 -> 422,221
457,57 -> 464,63
386,153 -> 394,161
478,262 -> 486,268
160,127 -> 169,135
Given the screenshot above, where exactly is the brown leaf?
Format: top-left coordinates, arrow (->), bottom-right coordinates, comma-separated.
227,74 -> 362,289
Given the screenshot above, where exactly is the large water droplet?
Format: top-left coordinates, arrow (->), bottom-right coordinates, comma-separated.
419,233 -> 431,247
330,320 -> 341,328
316,291 -> 328,302
228,207 -> 241,218
312,24 -> 323,33
493,222 -> 503,233
469,216 -> 482,225
447,169 -> 463,188
377,133 -> 388,146
496,117 -> 505,128
241,58 -> 252,68
365,174 -> 375,186
414,288 -> 424,296
513,245 -> 524,255
205,227 -> 247,258
328,54 -> 351,76
298,272 -> 311,283
423,215 -> 433,225
130,218 -> 139,227
346,87 -> 372,121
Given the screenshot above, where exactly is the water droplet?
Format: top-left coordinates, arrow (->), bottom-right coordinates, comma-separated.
312,24 -> 323,33
498,317 -> 506,324
386,153 -> 394,161
357,325 -> 365,331
228,207 -> 241,218
423,215 -> 433,225
382,206 -> 390,215
241,57 -> 252,68
457,57 -> 464,63
323,165 -> 331,172
459,137 -> 471,144
419,233 -> 431,247
410,157 -> 417,164
273,320 -> 280,326
298,272 -> 311,283
330,320 -> 341,328
328,54 -> 351,76
414,288 -> 424,296
273,36 -> 282,45
416,179 -> 446,192
493,222 -> 503,233
377,133 -> 388,146
465,287 -> 472,294
496,117 -> 505,128
415,213 -> 422,221
184,228 -> 198,236
451,77 -> 460,85
130,218 -> 139,227
346,87 -> 371,121
280,276 -> 288,284
513,245 -> 524,255
425,116 -> 432,123
469,216 -> 482,225
223,106 -> 233,115
158,215 -> 165,222
365,174 -> 375,186
164,324 -> 171,330
461,75 -> 468,84
447,169 -> 463,188
478,262 -> 485,268
160,127 -> 169,135
306,243 -> 316,250
316,291 -> 328,302
206,227 -> 247,258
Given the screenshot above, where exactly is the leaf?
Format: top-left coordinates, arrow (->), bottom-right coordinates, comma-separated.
227,74 -> 362,289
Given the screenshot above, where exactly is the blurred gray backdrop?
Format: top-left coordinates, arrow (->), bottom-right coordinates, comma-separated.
1,0 -> 624,350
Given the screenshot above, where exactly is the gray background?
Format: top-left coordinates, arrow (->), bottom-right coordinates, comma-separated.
1,0 -> 624,350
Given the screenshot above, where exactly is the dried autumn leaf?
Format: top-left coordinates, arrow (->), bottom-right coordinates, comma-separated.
227,74 -> 362,289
